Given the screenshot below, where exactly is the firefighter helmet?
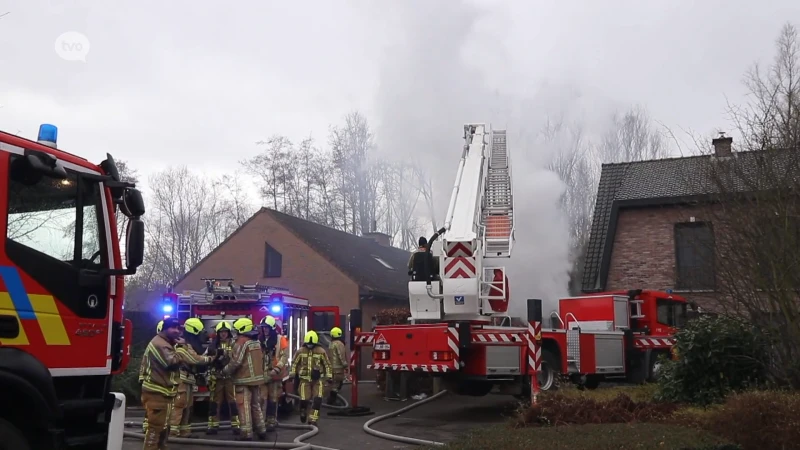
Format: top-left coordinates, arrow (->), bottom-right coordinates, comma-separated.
215,321 -> 231,332
260,315 -> 277,328
303,330 -> 319,345
156,320 -> 164,333
233,318 -> 255,334
331,327 -> 343,338
183,318 -> 204,335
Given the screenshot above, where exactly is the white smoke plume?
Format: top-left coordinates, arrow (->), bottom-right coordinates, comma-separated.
365,0 -> 584,318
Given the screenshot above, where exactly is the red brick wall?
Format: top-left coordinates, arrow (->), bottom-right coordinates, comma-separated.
606,204 -> 722,309
174,210 -> 360,313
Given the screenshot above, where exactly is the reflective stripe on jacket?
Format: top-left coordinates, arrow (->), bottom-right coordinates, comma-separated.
329,339 -> 347,370
141,334 -> 182,397
223,335 -> 265,385
289,345 -> 332,381
176,343 -> 212,385
263,336 -> 290,382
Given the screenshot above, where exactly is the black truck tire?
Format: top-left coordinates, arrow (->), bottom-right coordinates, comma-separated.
0,418 -> 31,450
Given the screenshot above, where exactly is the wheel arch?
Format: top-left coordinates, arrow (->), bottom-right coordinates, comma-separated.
0,348 -> 60,433
541,338 -> 563,372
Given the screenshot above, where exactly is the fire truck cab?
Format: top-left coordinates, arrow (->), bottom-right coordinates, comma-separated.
163,278 -> 340,412
0,125 -> 144,449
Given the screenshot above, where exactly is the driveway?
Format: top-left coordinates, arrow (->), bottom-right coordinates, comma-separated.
122,383 -> 520,449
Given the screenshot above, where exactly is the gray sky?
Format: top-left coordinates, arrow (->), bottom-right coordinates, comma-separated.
1,0 -> 797,178
2,0 -> 798,312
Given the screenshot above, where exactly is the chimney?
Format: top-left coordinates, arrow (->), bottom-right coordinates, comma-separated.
364,231 -> 392,247
712,132 -> 733,157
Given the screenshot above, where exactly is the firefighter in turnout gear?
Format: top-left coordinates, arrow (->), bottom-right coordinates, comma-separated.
140,317 -> 203,450
327,326 -> 348,405
169,318 -> 214,438
138,320 -> 165,436
289,330 -> 332,426
259,315 -> 289,431
222,318 -> 268,441
206,320 -> 241,435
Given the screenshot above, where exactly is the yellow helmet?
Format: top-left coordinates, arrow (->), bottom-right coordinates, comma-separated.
260,316 -> 277,328
215,321 -> 231,332
303,330 -> 319,345
156,320 -> 164,333
183,318 -> 204,335
331,327 -> 343,338
233,318 -> 255,334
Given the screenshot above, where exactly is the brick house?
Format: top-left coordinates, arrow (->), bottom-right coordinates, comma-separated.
175,207 -> 412,321
580,136 -> 797,310
173,208 -> 414,375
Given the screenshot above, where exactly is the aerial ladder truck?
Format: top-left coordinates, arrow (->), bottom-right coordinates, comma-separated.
347,124 -> 686,400
350,124 -> 545,399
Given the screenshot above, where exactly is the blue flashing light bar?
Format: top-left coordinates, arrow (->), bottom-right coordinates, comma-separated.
37,124 -> 58,147
162,304 -> 174,313
269,303 -> 282,314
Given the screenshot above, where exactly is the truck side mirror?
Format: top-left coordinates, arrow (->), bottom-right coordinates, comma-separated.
126,218 -> 145,269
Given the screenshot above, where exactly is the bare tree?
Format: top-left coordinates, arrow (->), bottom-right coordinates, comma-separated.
696,22 -> 800,387
134,166 -> 251,288
598,105 -> 670,163
243,136 -> 292,212
329,111 -> 381,234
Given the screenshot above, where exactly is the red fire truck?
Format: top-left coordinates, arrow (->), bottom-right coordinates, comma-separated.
163,278 -> 340,410
0,124 -> 144,449
350,124 -> 686,400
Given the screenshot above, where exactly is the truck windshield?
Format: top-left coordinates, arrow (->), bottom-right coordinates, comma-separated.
7,157 -> 106,268
656,298 -> 687,329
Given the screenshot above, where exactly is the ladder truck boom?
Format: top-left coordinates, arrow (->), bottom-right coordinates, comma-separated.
411,124 -> 515,322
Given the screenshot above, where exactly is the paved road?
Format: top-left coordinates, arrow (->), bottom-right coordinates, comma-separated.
122,383 -> 519,449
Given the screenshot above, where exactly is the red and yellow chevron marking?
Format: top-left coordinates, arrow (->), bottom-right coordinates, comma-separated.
444,257 -> 476,278
0,292 -> 71,346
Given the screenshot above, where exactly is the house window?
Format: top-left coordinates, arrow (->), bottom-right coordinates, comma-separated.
756,215 -> 800,288
674,222 -> 715,290
264,243 -> 282,278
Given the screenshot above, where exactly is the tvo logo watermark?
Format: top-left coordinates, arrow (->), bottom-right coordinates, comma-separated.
55,31 -> 90,62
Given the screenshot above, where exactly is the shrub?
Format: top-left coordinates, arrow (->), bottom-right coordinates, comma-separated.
516,392 -> 679,427
701,390 -> 800,450
428,423 -> 735,450
655,314 -> 770,405
375,307 -> 411,325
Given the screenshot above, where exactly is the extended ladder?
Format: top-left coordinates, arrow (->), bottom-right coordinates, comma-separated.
482,130 -> 514,257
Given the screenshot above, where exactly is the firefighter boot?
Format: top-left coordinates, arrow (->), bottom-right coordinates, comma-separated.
299,400 -> 308,424
206,402 -> 219,435
327,390 -> 338,406
265,399 -> 278,432
309,396 -> 323,427
230,402 -> 241,435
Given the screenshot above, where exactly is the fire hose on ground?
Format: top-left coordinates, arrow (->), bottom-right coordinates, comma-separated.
124,382 -> 449,448
361,390 -> 447,447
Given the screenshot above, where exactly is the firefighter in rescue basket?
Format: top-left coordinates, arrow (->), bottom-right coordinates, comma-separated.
259,315 -> 290,431
327,326 -> 348,405
169,318 -> 215,439
289,330 -> 332,426
222,318 -> 268,441
205,320 -> 241,435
